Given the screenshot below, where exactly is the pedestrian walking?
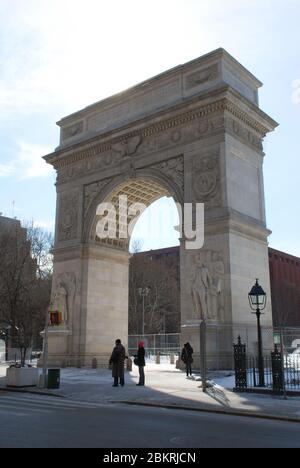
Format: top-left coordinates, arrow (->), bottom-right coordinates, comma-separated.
109,339 -> 127,387
181,342 -> 193,377
134,341 -> 146,386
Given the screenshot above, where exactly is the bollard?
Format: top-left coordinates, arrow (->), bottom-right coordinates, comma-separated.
155,353 -> 160,364
175,359 -> 180,369
92,358 -> 98,369
170,353 -> 175,365
127,357 -> 133,371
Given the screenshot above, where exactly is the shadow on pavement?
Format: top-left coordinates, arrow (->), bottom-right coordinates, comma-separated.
205,386 -> 231,408
1,362 -> 300,421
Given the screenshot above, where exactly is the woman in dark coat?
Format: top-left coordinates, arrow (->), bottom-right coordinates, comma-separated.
181,342 -> 193,377
135,341 -> 146,386
109,339 -> 126,387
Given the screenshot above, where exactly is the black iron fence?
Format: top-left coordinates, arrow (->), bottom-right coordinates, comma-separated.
234,337 -> 300,394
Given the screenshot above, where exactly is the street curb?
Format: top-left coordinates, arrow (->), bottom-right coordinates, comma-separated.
116,400 -> 300,424
0,387 -> 64,398
1,387 -> 299,423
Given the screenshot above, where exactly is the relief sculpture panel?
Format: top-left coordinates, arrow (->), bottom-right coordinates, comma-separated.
192,150 -> 221,208
58,191 -> 79,241
191,250 -> 225,321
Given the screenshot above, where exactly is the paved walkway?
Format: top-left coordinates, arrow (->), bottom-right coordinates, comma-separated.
1,362 -> 299,422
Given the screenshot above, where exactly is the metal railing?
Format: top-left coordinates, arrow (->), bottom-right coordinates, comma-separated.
128,333 -> 180,357
234,337 -> 300,393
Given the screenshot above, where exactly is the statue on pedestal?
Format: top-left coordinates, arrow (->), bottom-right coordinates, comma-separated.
52,284 -> 68,324
51,272 -> 76,326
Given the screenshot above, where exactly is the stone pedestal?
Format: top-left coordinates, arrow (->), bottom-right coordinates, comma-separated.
39,326 -> 71,368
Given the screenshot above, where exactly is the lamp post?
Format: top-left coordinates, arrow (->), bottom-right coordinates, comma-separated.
182,321 -> 207,393
137,287 -> 150,336
0,326 -> 11,362
248,279 -> 267,387
4,326 -> 11,361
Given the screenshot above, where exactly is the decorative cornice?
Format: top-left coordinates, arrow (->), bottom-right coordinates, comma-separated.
46,95 -> 275,171
224,101 -> 269,138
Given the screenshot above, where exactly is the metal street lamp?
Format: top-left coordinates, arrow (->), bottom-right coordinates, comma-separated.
248,279 -> 267,387
137,287 -> 150,336
0,325 -> 11,362
5,326 -> 11,361
182,321 -> 207,393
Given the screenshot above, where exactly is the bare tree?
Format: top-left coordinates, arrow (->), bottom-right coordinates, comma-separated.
26,223 -> 54,279
129,254 -> 180,335
0,222 -> 53,365
130,238 -> 144,254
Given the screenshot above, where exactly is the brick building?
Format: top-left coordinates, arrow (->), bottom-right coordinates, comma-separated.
132,245 -> 300,329
269,248 -> 300,327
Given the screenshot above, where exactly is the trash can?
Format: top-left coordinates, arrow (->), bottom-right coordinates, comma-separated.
47,369 -> 60,389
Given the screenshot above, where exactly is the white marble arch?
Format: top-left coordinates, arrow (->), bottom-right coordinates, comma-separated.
43,49 -> 278,367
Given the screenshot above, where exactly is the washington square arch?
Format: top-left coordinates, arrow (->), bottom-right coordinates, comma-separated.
43,49 -> 278,368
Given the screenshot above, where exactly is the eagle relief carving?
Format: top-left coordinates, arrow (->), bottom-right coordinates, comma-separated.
111,135 -> 142,157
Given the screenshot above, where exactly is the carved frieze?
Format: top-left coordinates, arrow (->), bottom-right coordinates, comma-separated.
55,107 -> 262,188
57,150 -> 120,184
147,114 -> 224,156
49,98 -> 270,175
192,151 -> 221,208
58,191 -> 79,241
225,116 -> 262,150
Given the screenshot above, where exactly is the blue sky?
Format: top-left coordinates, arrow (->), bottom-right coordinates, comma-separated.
0,0 -> 299,255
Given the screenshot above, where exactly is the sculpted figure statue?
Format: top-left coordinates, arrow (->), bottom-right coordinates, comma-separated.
52,284 -> 68,324
191,255 -> 224,320
51,272 -> 76,326
191,262 -> 212,320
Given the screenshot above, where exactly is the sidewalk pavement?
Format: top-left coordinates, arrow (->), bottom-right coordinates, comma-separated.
0,362 -> 299,422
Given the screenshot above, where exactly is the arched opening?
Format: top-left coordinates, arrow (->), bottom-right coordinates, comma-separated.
83,175 -> 182,367
129,196 -> 180,252
128,196 -> 181,363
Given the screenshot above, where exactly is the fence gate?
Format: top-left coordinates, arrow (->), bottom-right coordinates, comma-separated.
233,336 -> 247,389
271,345 -> 284,393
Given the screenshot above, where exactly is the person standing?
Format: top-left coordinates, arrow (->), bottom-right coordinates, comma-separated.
135,341 -> 146,386
109,339 -> 127,387
181,342 -> 194,377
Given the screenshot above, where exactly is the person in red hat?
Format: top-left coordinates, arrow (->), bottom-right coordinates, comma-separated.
135,341 -> 146,386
